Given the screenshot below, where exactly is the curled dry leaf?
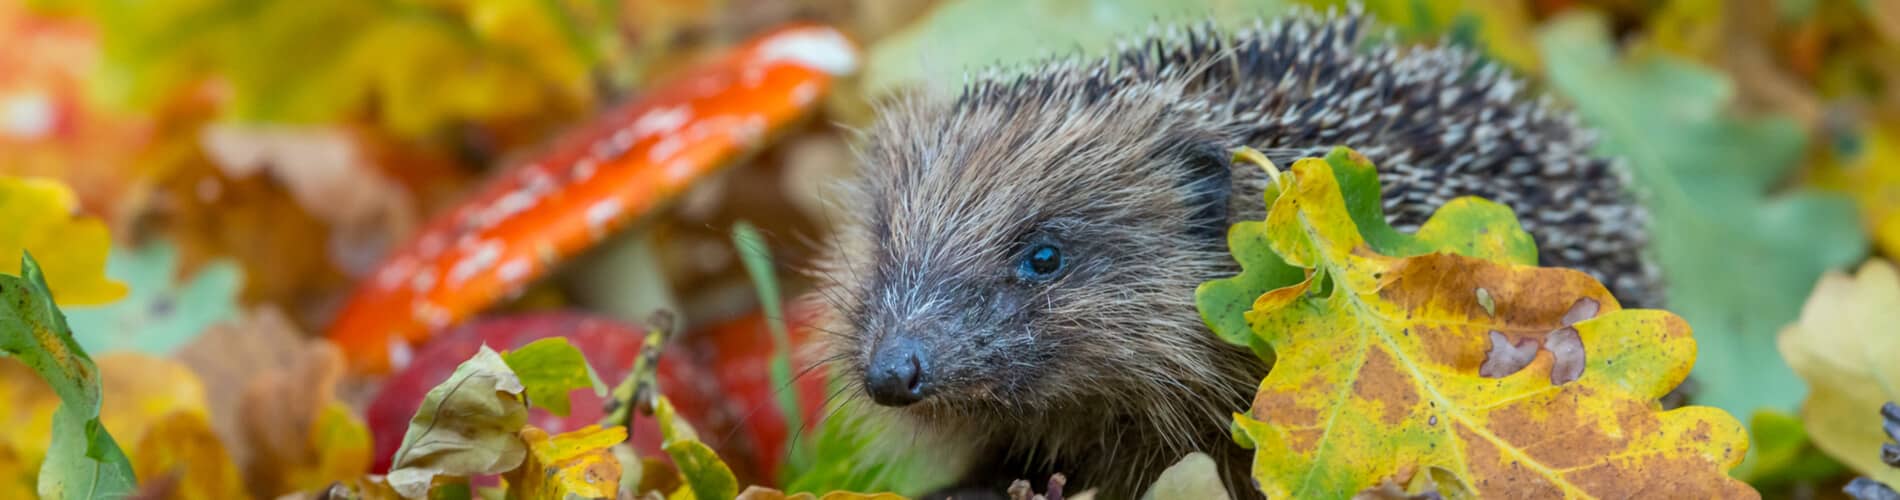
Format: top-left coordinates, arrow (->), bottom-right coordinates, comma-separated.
328,24 -> 861,374
1223,150 -> 1756,498
1779,260 -> 1900,487
385,345 -> 529,499
0,176 -> 126,306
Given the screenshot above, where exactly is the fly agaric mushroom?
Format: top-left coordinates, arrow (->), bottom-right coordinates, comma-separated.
326,25 -> 859,373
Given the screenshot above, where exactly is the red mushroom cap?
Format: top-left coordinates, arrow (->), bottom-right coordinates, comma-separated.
327,25 -> 859,373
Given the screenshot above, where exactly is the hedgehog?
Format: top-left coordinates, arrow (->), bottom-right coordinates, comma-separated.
809,6 -> 1659,499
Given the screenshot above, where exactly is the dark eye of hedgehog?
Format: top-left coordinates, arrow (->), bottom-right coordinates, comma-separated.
1017,243 -> 1065,281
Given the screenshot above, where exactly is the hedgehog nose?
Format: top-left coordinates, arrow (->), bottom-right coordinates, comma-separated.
866,337 -> 930,406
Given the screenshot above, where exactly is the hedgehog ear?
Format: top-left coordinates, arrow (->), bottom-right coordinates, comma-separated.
1175,141 -> 1232,246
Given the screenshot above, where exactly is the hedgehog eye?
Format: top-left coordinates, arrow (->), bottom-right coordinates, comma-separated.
1018,244 -> 1065,281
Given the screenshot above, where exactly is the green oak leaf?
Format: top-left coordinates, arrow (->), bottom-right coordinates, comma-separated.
500,337 -> 598,417
66,242 -> 242,356
1537,12 -> 1867,421
0,253 -> 137,499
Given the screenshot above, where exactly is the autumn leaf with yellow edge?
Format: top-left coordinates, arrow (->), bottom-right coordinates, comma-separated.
1220,147 -> 1757,498
0,177 -> 125,306
506,424 -> 625,499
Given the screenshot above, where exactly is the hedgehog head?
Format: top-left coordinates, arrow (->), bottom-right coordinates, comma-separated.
814,70 -> 1258,437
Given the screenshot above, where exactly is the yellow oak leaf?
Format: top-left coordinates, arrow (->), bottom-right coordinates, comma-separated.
506,424 -> 625,500
1815,126 -> 1900,259
131,410 -> 246,500
0,353 -> 209,496
95,353 -> 210,449
280,402 -> 373,494
0,358 -> 61,470
1229,153 -> 1757,498
1777,259 -> 1900,486
0,176 -> 126,305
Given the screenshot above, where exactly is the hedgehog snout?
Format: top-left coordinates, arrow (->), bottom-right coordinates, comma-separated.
865,336 -> 932,406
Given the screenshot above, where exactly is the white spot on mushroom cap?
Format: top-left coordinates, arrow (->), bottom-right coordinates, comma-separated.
650,136 -> 686,163
665,160 -> 697,183
572,158 -> 599,181
586,199 -> 622,231
497,257 -> 532,283
376,257 -> 416,290
418,233 -> 447,258
790,81 -> 820,107
631,105 -> 693,138
479,190 -> 541,229
387,336 -> 415,371
413,301 -> 452,329
410,270 -> 436,293
754,28 -> 858,75
446,240 -> 502,286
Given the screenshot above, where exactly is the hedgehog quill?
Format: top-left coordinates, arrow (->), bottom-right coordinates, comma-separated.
812,7 -> 1659,499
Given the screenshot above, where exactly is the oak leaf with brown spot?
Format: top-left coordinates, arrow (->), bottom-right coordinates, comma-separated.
1225,151 -> 1757,498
